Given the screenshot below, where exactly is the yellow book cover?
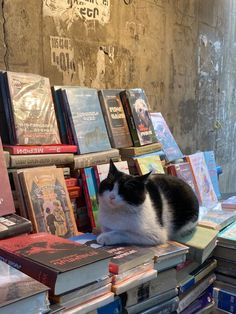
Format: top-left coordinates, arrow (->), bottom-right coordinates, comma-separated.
135,155 -> 165,175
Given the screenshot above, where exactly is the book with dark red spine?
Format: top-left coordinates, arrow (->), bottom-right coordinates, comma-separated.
0,232 -> 112,295
3,144 -> 78,155
67,186 -> 81,199
65,177 -> 78,188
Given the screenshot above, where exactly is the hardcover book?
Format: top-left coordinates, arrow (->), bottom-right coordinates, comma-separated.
204,151 -> 221,199
120,89 -> 157,146
60,87 -> 111,154
185,152 -> 218,209
175,226 -> 218,264
119,142 -> 162,158
0,137 -> 15,216
0,213 -> 32,239
0,259 -> 49,313
166,161 -> 198,196
150,112 -> 183,162
0,232 -> 112,295
3,144 -> 77,155
5,71 -> 61,145
98,89 -> 132,148
217,220 -> 236,247
135,155 -> 165,175
198,209 -> 236,230
213,281 -> 236,313
19,167 -> 78,238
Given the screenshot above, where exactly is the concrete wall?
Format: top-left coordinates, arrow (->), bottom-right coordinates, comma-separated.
0,0 -> 235,193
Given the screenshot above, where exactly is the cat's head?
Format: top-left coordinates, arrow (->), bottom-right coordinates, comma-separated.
98,160 -> 151,209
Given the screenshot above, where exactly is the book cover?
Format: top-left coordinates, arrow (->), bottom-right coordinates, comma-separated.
96,160 -> 129,183
120,89 -> 157,146
185,152 -> 218,209
221,195 -> 236,210
198,209 -> 236,230
0,232 -> 112,295
204,151 -> 221,199
166,161 -> 198,196
3,144 -> 78,155
19,167 -> 78,238
135,155 -> 165,175
0,213 -> 32,239
217,220 -> 236,246
61,87 -> 111,154
98,89 -> 132,148
150,112 -> 183,162
213,281 -> 236,312
175,226 -> 218,264
6,71 -> 61,145
81,167 -> 99,229
150,241 -> 189,263
119,142 -> 162,158
0,259 -> 49,313
0,137 -> 15,216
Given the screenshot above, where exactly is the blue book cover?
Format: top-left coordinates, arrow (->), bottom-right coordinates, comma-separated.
96,296 -> 122,314
218,220 -> 236,242
150,112 -> 183,162
214,286 -> 236,312
204,151 -> 221,199
63,87 -> 111,154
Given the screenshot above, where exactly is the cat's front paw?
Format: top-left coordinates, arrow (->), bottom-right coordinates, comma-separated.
97,232 -> 113,246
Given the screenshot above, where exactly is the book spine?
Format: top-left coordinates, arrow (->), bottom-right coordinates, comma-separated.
98,91 -> 115,148
0,217 -> 32,240
12,172 -> 28,218
10,153 -> 74,168
93,165 -> 101,185
0,248 -> 58,293
120,91 -> 140,147
65,177 -> 78,188
3,144 -> 78,155
73,150 -> 120,169
80,169 -> 96,228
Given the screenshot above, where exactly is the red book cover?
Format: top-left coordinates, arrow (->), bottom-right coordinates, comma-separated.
3,144 -> 78,155
0,137 -> 15,216
0,232 -> 112,295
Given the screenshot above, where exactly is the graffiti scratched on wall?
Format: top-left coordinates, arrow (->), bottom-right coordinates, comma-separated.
50,36 -> 75,75
44,0 -> 110,28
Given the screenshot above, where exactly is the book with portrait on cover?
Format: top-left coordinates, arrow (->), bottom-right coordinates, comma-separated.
120,89 -> 157,146
3,71 -> 61,145
19,167 -> 78,238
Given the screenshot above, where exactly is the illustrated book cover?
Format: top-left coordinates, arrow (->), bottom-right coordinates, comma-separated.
0,259 -> 49,313
120,89 -> 157,146
0,137 -> 15,216
185,152 -> 218,209
135,154 -> 165,175
175,226 -> 218,264
60,87 -> 111,154
166,161 -> 198,197
203,151 -> 221,200
98,89 -> 132,148
198,209 -> 236,231
19,167 -> 78,238
0,232 -> 113,295
150,112 -> 184,162
5,71 -> 61,145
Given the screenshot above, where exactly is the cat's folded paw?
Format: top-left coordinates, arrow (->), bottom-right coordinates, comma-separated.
97,233 -> 113,246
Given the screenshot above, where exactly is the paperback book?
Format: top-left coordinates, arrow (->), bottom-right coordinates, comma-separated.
135,155 -> 165,175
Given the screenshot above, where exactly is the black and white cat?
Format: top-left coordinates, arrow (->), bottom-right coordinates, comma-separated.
97,160 -> 199,246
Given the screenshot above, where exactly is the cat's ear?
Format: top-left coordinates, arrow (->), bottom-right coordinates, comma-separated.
138,171 -> 152,182
109,159 -> 118,175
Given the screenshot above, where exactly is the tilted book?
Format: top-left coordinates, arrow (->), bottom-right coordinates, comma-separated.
198,209 -> 236,230
166,161 -> 198,196
5,71 -> 61,145
0,259 -> 49,313
98,89 -> 132,148
0,137 -> 15,216
60,87 -> 111,154
203,151 -> 221,200
19,167 -> 78,238
0,232 -> 112,295
150,112 -> 183,162
185,152 -> 218,209
120,89 -> 157,146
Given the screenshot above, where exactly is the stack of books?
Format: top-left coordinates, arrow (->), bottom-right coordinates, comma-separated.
213,221 -> 236,313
